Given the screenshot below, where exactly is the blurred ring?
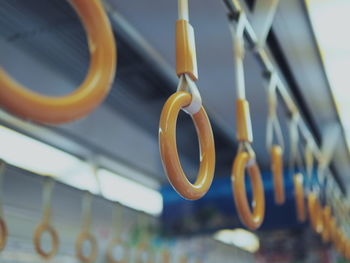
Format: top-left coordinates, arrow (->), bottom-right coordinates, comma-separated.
0,0 -> 116,124
0,218 -> 7,251
75,231 -> 98,263
232,151 -> 265,230
33,223 -> 59,260
106,238 -> 126,263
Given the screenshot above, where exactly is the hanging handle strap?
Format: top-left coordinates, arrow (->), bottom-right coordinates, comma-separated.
0,160 -> 6,218
112,203 -> 123,238
288,113 -> 302,175
229,13 -> 253,144
81,192 -> 92,232
33,177 -> 59,260
266,72 -> 284,151
42,177 -> 55,224
175,0 -> 202,115
304,139 -> 314,182
0,160 -> 7,251
176,0 -> 197,80
229,12 -> 246,100
317,125 -> 341,185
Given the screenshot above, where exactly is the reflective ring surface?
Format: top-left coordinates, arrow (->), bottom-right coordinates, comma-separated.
159,91 -> 215,200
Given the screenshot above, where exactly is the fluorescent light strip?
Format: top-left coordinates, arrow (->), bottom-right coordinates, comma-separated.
0,125 -> 163,215
98,169 -> 163,215
306,0 -> 350,149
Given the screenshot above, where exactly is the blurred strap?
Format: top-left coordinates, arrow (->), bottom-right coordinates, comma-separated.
229,12 -> 246,99
288,113 -> 302,174
81,192 -> 92,231
42,177 -> 55,224
266,72 -> 284,151
317,125 -> 341,184
112,203 -> 123,237
0,161 -> 5,217
304,139 -> 314,182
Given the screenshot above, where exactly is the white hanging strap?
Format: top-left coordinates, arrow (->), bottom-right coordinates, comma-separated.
178,0 -> 189,21
91,161 -> 103,196
288,113 -> 302,174
317,125 -> 341,184
304,139 -> 314,182
229,13 -> 246,100
42,177 -> 55,224
112,203 -> 122,237
0,161 -> 5,218
266,73 -> 284,151
176,0 -> 202,115
81,192 -> 92,232
177,74 -> 202,115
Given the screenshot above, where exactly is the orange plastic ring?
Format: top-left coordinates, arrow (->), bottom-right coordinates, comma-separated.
33,223 -> 59,260
321,205 -> 331,243
106,238 -> 126,263
293,173 -> 306,222
75,231 -> 98,263
0,0 -> 116,124
0,218 -> 7,251
307,192 -> 323,234
271,145 -> 284,205
232,151 -> 265,230
159,91 -> 215,200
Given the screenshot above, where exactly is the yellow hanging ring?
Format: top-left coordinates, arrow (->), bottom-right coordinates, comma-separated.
0,0 -> 116,124
293,173 -> 306,222
75,231 -> 98,263
0,218 -> 7,251
232,151 -> 265,230
33,223 -> 59,260
159,91 -> 215,200
307,192 -> 323,234
321,205 -> 331,243
271,145 -> 284,204
106,238 -> 126,263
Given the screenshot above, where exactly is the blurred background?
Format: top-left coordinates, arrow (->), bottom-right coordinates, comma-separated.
0,0 -> 350,262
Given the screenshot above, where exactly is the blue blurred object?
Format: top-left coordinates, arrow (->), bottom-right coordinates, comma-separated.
161,170 -> 309,235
